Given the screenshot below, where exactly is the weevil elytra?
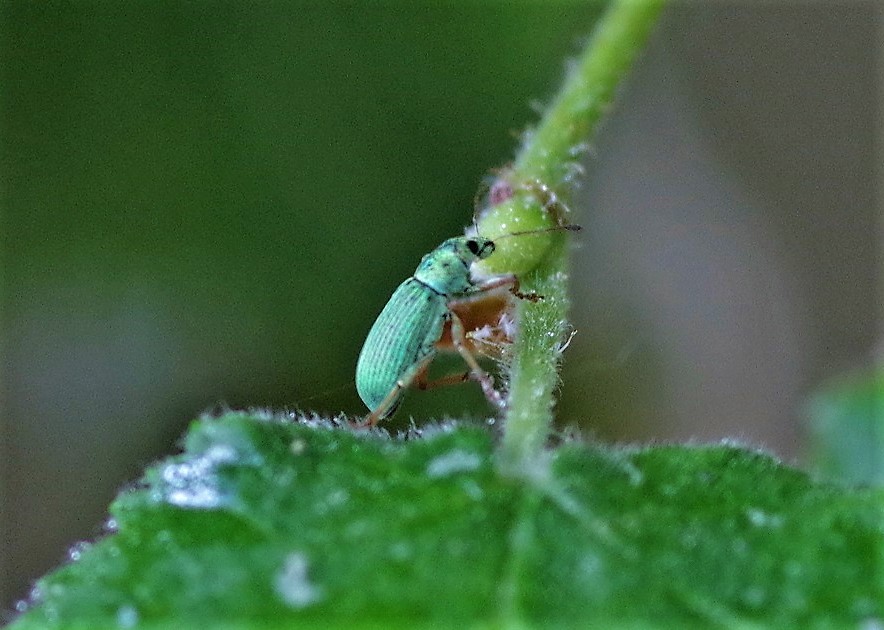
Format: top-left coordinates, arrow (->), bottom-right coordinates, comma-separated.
355,221 -> 579,428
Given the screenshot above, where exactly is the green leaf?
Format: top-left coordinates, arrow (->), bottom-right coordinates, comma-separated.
11,412 -> 882,628
806,368 -> 884,486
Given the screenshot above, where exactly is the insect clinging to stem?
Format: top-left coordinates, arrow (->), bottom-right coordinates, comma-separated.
354,181 -> 580,428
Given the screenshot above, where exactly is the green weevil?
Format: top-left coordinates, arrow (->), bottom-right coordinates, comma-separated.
355,236 -> 511,427
355,218 -> 577,427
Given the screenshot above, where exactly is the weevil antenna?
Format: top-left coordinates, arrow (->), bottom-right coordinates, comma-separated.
492,224 -> 582,241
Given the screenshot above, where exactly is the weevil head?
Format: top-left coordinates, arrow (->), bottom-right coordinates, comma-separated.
414,236 -> 494,295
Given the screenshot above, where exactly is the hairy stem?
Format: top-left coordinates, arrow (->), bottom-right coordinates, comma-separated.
494,0 -> 664,473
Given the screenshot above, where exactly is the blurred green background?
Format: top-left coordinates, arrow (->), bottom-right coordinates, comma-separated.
1,2 -> 880,616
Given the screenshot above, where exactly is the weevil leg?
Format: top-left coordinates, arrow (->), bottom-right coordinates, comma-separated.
503,275 -> 543,302
473,273 -> 517,293
357,354 -> 436,428
416,370 -> 471,390
464,274 -> 543,303
449,311 -> 506,410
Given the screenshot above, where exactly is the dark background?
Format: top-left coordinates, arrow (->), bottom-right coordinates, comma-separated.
1,3 -> 879,614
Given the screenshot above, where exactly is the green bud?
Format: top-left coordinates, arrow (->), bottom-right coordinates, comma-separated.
474,193 -> 557,276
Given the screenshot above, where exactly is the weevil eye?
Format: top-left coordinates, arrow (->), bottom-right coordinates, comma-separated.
466,238 -> 495,259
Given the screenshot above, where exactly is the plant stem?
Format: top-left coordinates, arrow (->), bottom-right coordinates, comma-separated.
496,0 -> 664,473
513,1 -> 665,192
